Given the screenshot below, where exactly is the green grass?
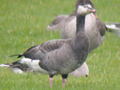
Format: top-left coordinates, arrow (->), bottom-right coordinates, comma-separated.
0,0 -> 120,90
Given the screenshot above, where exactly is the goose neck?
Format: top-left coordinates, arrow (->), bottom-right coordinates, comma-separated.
76,15 -> 85,34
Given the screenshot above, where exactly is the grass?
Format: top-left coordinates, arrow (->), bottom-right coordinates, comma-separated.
0,0 -> 120,89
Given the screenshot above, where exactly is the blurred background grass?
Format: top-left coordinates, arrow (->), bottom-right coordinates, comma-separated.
0,0 -> 120,90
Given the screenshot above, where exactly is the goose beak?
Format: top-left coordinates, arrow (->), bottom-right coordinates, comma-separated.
89,9 -> 96,13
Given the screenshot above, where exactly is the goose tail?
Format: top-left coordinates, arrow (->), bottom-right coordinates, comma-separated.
105,22 -> 120,31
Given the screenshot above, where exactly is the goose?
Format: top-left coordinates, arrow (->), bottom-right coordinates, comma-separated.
47,0 -> 106,52
0,60 -> 89,77
2,4 -> 95,87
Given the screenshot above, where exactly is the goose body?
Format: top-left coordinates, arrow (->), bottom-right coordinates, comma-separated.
22,35 -> 89,77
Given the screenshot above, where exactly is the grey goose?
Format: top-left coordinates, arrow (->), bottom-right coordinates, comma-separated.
1,4 -> 95,87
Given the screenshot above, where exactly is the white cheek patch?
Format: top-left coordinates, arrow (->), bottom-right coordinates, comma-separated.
77,6 -> 84,15
77,8 -> 88,15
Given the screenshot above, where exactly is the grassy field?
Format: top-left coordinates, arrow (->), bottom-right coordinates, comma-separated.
0,0 -> 120,90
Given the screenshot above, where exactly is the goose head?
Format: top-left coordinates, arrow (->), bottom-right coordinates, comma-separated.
77,4 -> 96,16
76,0 -> 95,10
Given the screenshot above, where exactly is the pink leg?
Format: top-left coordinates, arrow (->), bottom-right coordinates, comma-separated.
49,77 -> 53,87
62,78 -> 66,87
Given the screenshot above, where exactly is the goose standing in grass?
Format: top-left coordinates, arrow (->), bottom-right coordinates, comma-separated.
47,0 -> 106,52
18,4 -> 93,87
1,4 -> 95,87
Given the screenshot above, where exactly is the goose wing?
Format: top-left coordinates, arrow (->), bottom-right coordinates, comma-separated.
22,39 -> 71,59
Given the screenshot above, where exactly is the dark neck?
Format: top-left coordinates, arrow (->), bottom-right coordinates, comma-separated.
69,14 -> 89,57
76,15 -> 85,34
